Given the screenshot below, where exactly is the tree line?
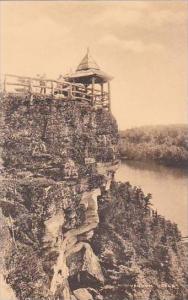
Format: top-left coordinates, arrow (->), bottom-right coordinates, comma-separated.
119,124 -> 188,166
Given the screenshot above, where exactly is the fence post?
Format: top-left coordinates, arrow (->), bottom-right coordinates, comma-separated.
3,75 -> 6,92
69,83 -> 72,99
108,81 -> 111,111
92,77 -> 95,105
51,81 -> 54,96
28,79 -> 32,93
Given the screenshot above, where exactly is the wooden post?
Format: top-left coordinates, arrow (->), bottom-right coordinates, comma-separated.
92,77 -> 95,105
3,75 -> 6,92
51,81 -> 54,96
108,81 -> 111,111
85,84 -> 89,101
28,79 -> 32,93
101,83 -> 103,102
69,83 -> 72,99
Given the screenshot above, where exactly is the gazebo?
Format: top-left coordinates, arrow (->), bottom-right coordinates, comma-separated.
64,49 -> 113,110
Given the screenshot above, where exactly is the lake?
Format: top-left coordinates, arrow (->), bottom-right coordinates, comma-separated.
115,160 -> 188,236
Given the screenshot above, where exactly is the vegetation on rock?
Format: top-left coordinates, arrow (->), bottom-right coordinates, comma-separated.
0,93 -> 187,300
92,182 -> 188,300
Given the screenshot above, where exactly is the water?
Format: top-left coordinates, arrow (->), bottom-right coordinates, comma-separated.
115,160 -> 188,236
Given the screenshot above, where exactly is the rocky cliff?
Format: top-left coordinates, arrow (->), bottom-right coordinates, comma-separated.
0,93 -> 118,300
0,93 -> 187,300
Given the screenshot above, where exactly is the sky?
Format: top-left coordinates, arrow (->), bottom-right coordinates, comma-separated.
0,0 -> 188,129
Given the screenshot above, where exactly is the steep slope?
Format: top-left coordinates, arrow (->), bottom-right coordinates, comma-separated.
92,181 -> 188,300
0,93 -> 118,300
0,93 -> 187,300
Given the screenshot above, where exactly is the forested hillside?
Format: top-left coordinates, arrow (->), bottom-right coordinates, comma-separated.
93,181 -> 188,300
119,125 -> 188,167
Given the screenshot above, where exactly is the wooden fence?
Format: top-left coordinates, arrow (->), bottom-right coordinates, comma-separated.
2,74 -> 110,108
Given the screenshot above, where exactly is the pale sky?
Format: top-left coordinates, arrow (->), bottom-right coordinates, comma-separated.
0,1 -> 187,129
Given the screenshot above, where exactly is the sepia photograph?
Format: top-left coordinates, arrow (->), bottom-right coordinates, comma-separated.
0,1 -> 187,300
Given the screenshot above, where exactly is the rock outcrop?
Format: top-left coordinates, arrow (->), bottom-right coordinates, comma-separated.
0,93 -> 118,300
0,92 -> 187,300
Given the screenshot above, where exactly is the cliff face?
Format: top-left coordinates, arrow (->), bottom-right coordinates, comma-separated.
0,94 -> 118,300
0,93 -> 187,300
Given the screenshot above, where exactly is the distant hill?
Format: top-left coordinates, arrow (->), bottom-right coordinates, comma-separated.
119,124 -> 188,167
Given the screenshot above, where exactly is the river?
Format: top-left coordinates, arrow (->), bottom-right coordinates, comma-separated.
115,160 -> 188,236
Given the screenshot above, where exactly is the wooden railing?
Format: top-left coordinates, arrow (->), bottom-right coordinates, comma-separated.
3,74 -> 79,97
2,74 -> 110,109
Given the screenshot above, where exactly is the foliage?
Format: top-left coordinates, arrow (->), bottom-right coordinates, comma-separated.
119,125 -> 188,166
92,182 -> 188,300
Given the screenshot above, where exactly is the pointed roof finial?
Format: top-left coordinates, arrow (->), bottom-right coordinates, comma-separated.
76,48 -> 100,71
65,48 -> 113,84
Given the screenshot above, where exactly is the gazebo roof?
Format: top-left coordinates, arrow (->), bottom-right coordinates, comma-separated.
65,49 -> 112,84
76,49 -> 100,71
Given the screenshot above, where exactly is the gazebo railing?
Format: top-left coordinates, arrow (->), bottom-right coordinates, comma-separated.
2,74 -> 110,108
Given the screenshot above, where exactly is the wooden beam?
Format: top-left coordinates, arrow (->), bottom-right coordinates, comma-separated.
51,81 -> 54,95
6,82 -> 29,87
108,81 -> 111,111
92,77 -> 95,105
101,83 -> 103,100
68,84 -> 72,99
3,75 -> 6,92
5,73 -> 56,83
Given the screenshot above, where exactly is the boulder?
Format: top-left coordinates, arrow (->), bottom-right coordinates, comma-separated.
73,288 -> 93,300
